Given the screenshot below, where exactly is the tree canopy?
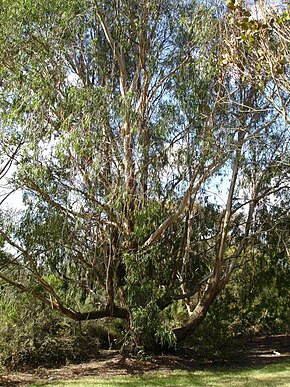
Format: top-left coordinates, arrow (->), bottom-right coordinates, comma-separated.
0,0 -> 289,351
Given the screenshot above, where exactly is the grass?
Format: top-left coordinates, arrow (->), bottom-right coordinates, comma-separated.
32,361 -> 290,387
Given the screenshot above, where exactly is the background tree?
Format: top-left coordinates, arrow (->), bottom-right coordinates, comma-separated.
222,0 -> 290,121
0,0 -> 288,352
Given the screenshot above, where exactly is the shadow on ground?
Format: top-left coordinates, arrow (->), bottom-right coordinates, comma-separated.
0,334 -> 289,386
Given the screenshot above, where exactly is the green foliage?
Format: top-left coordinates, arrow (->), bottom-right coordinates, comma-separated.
0,287 -> 65,368
185,239 -> 290,359
0,286 -> 122,369
122,248 -> 177,351
0,0 -> 289,356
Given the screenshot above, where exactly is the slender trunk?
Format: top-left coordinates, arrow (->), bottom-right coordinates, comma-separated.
140,122 -> 149,200
123,120 -> 135,238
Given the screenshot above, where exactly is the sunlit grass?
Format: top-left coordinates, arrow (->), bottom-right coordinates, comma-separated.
32,361 -> 290,386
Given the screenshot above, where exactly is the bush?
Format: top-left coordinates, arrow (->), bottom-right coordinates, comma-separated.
0,287 -> 121,369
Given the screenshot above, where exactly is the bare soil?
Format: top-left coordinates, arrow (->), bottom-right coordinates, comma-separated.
0,334 -> 289,386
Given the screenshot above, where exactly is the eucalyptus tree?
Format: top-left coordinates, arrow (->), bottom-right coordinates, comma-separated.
0,0 -> 288,350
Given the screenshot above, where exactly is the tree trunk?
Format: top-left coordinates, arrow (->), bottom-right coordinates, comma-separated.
173,281 -> 221,342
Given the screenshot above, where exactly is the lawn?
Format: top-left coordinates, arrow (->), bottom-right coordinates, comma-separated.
33,361 -> 290,386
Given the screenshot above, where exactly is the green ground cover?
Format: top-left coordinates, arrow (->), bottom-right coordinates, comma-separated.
33,361 -> 290,387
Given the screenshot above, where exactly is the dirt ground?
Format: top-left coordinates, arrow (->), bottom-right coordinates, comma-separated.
0,334 -> 289,386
